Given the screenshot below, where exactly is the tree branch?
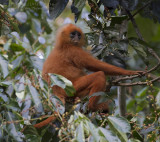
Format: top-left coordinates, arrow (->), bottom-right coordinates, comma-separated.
110,9 -> 160,87
131,0 -> 153,18
115,76 -> 160,86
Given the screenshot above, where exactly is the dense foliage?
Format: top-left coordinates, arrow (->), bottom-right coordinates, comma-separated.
0,0 -> 160,141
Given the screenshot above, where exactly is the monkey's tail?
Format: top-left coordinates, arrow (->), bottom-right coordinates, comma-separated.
34,112 -> 58,128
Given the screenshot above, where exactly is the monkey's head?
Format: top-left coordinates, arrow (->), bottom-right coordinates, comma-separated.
56,24 -> 85,47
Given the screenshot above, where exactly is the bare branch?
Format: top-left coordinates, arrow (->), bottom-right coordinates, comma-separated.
115,76 -> 160,86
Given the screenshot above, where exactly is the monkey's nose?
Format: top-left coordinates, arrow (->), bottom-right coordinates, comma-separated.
72,35 -> 80,43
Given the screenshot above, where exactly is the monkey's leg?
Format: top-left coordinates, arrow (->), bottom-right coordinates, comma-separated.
73,71 -> 109,112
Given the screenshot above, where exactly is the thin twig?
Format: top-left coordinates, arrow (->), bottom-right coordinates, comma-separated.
115,76 -> 160,86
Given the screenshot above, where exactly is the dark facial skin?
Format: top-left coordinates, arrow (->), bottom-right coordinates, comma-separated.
70,31 -> 81,44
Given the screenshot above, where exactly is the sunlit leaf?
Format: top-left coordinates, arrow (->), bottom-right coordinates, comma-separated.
32,19 -> 42,33
128,138 -> 141,142
15,12 -> 27,23
30,55 -> 44,71
12,55 -> 24,69
156,91 -> 160,106
22,94 -> 31,119
6,112 -> 23,141
38,36 -> 46,44
28,83 -> 44,113
49,74 -> 75,96
11,32 -> 20,39
76,122 -> 85,142
14,76 -> 25,92
108,116 -> 130,142
50,96 -> 65,114
88,122 -> 100,141
99,127 -> 120,142
0,55 -> 9,78
0,93 -> 8,102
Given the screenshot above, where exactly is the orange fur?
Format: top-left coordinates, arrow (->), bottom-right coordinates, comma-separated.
34,24 -> 143,128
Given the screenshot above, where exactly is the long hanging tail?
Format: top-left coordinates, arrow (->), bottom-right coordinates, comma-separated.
34,112 -> 58,128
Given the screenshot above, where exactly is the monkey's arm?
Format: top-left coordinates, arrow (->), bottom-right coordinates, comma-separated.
72,48 -> 143,76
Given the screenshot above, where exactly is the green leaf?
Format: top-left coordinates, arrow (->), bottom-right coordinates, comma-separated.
28,83 -> 44,113
49,74 -> 75,96
108,116 -> 131,133
50,74 -> 66,88
10,43 -> 25,51
0,93 -> 8,102
76,122 -> 85,142
89,92 -> 107,99
71,0 -> 86,22
99,127 -> 120,142
3,39 -> 12,51
41,20 -> 52,34
30,55 -> 44,71
32,18 -> 42,33
110,16 -> 128,26
88,122 -> 100,141
12,55 -> 24,69
0,55 -> 9,78
108,116 -> 130,142
135,87 -> 148,98
0,81 -> 12,86
4,98 -> 20,111
49,0 -> 69,19
127,99 -> 136,110
128,138 -> 141,142
131,130 -> 143,142
14,76 -> 25,92
22,94 -> 31,119
6,112 -> 23,141
156,91 -> 160,107
128,38 -> 149,64
25,0 -> 42,16
23,125 -> 41,142
15,12 -> 27,23
136,100 -> 148,112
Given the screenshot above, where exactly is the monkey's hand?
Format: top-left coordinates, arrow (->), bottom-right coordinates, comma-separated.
129,71 -> 145,76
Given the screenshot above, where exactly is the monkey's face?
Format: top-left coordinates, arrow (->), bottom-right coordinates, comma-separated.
70,30 -> 81,45
57,24 -> 85,47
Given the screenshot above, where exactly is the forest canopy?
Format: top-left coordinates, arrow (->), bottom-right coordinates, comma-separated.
0,0 -> 160,141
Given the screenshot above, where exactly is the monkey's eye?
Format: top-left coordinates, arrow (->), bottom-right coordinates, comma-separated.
70,31 -> 76,38
70,31 -> 81,39
77,32 -> 81,39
